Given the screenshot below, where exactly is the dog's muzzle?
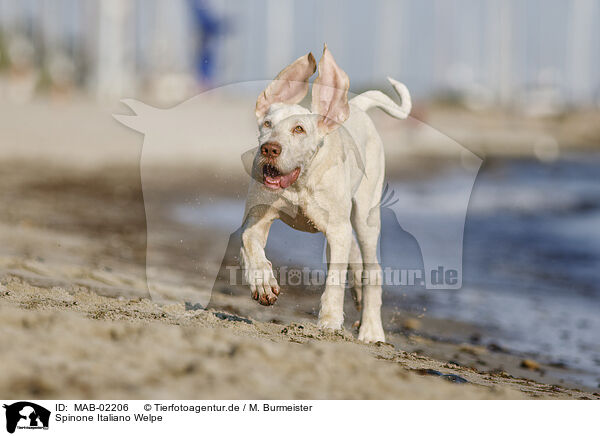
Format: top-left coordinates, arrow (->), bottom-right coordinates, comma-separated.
262,164 -> 300,190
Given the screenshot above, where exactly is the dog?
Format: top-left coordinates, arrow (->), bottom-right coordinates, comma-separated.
239,45 -> 411,342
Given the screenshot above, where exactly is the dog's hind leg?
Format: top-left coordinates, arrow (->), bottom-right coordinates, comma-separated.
348,234 -> 363,312
351,176 -> 386,343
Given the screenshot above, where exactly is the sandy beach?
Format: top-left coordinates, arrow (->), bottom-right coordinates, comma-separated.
0,97 -> 599,400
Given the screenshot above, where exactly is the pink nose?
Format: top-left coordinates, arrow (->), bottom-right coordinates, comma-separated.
261,142 -> 281,158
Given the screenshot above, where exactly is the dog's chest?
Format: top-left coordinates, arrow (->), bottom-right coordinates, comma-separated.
279,207 -> 320,233
277,189 -> 322,233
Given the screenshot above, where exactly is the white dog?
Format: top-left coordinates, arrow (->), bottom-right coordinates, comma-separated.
240,45 -> 411,342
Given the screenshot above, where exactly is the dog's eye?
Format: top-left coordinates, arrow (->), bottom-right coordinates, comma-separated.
293,125 -> 305,134
263,120 -> 272,128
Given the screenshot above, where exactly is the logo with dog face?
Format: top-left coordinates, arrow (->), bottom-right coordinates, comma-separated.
3,402 -> 50,433
114,51 -> 482,310
115,88 -> 481,305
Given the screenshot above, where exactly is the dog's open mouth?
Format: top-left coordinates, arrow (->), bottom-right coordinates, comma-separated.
262,164 -> 301,190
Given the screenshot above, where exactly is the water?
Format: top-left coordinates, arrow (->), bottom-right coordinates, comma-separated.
173,153 -> 600,387
460,155 -> 600,387
388,154 -> 600,387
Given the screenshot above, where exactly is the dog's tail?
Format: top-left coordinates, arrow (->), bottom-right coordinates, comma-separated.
350,77 -> 411,119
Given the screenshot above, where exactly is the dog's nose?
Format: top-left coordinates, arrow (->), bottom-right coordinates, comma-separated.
261,142 -> 281,158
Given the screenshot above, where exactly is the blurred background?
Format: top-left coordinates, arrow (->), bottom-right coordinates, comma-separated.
0,0 -> 599,393
1,0 -> 599,107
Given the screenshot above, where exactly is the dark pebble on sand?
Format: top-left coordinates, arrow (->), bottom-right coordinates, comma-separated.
441,374 -> 469,383
520,359 -> 541,370
487,343 -> 505,353
420,369 -> 442,376
469,333 -> 481,344
415,369 -> 469,384
185,302 -> 204,311
213,312 -> 253,324
490,368 -> 510,377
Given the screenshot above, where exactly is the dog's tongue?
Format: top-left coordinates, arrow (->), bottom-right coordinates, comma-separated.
264,167 -> 300,189
279,168 -> 300,188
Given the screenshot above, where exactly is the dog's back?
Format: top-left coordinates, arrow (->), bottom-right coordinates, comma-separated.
321,79 -> 412,198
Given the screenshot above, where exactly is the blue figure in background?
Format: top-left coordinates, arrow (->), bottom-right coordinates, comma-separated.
188,0 -> 228,86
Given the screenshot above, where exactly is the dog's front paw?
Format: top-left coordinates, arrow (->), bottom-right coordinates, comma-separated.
317,290 -> 344,331
317,312 -> 343,331
357,318 -> 385,343
244,262 -> 280,306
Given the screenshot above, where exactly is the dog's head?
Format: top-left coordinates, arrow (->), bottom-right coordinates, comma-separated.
253,45 -> 350,190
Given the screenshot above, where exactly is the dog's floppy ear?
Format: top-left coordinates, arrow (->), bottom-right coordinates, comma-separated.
311,44 -> 350,133
255,52 -> 316,119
